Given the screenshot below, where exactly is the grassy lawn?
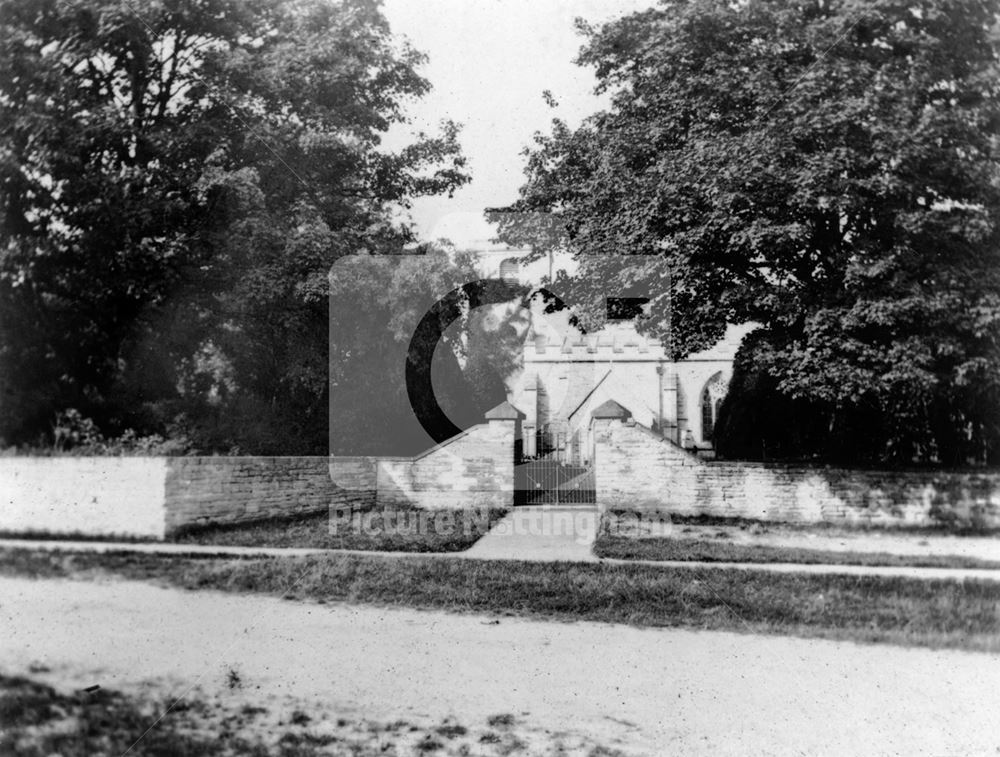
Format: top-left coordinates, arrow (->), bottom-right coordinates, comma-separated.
595,510 -> 1000,569
594,534 -> 1000,569
171,507 -> 508,552
3,548 -> 1000,653
0,673 -> 590,757
1,507 -> 508,553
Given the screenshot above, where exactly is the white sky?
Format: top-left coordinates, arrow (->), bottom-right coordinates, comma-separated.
382,0 -> 654,247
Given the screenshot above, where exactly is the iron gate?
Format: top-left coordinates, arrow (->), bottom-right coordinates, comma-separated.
515,431 -> 595,505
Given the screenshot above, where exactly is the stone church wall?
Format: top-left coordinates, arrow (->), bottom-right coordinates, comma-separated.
592,417 -> 1000,530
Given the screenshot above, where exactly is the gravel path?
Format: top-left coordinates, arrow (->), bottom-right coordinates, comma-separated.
2,575 -> 999,756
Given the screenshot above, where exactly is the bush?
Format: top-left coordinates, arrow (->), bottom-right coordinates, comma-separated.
1,409 -> 192,456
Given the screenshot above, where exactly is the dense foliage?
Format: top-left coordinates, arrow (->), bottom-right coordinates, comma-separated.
0,0 -> 470,453
492,0 -> 1000,465
328,248 -> 521,456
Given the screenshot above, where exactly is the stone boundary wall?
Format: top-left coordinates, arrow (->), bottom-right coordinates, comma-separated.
592,417 -> 1000,529
164,456 -> 352,532
374,418 -> 516,510
0,457 -> 168,539
326,456 -> 377,510
0,414 -> 517,538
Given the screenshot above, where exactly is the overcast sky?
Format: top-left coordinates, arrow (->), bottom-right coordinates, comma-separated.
382,0 -> 654,247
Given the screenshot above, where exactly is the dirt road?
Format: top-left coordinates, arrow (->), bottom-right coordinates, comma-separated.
2,575 -> 998,755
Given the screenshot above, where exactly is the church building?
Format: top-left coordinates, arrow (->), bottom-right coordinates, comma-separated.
473,243 -> 754,462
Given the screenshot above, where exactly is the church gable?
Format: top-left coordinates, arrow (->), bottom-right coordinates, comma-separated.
506,306 -> 754,454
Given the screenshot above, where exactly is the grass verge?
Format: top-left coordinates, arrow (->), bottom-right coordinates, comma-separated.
1,507 -> 507,553
1,674 -> 605,756
0,674 -> 247,757
623,511 -> 1000,537
2,547 -> 999,653
172,507 -> 509,552
593,535 -> 1000,569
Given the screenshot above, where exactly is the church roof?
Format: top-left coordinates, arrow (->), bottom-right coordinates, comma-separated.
591,399 -> 631,420
485,400 -> 525,420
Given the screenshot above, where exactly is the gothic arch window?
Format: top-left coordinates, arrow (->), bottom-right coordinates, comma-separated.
700,372 -> 728,443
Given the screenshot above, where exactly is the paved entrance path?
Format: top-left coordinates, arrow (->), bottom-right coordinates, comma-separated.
462,505 -> 599,562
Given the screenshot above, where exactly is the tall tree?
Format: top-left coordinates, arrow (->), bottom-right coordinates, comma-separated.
327,247 -> 521,456
491,0 -> 1000,465
0,0 -> 468,451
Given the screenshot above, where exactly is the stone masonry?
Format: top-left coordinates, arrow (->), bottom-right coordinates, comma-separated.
164,456 -> 344,532
591,402 -> 1000,530
371,402 -> 519,509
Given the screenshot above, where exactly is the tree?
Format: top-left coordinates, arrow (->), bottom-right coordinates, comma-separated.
327,247 -> 522,456
0,0 -> 468,451
491,0 -> 1000,465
